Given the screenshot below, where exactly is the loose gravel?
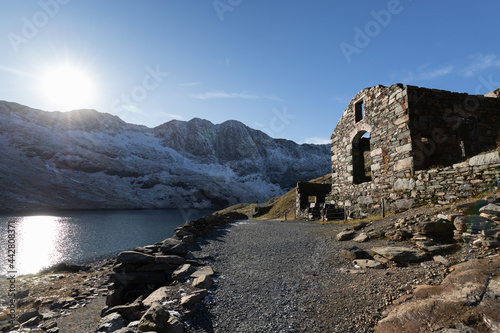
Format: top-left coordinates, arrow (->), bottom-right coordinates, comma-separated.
185,219 -> 448,333
186,219 -> 336,333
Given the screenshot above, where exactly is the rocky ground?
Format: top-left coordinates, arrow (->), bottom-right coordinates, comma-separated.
184,213 -> 497,332
1,196 -> 499,332
0,260 -> 114,332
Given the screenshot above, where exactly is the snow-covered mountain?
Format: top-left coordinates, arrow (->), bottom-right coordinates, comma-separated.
0,101 -> 330,212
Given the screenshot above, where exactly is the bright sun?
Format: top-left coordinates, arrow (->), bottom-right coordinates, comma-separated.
39,63 -> 95,110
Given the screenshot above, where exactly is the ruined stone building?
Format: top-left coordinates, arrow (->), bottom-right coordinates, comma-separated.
296,84 -> 500,220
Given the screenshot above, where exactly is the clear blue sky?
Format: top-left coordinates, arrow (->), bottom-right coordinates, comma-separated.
1,1 -> 500,144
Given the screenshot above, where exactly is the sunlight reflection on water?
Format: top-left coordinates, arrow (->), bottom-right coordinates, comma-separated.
0,209 -> 211,277
17,216 -> 66,275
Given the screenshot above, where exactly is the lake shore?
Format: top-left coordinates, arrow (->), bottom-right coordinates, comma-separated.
0,257 -> 114,332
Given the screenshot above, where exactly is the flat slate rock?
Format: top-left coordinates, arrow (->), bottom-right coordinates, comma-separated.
353,232 -> 370,243
371,246 -> 428,263
336,230 -> 356,241
142,286 -> 176,308
479,203 -> 500,215
191,266 -> 215,278
375,257 -> 500,332
353,259 -> 384,269
116,251 -> 155,264
340,246 -> 372,261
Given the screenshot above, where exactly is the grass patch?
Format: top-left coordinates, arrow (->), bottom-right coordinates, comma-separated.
257,189 -> 296,220
213,203 -> 258,216
319,213 -> 386,225
213,174 -> 333,220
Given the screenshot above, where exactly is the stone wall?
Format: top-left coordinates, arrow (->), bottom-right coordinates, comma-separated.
330,84 -> 413,218
412,151 -> 500,206
329,84 -> 500,219
407,85 -> 500,170
295,181 -> 331,219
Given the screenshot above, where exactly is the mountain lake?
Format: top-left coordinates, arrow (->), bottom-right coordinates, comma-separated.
0,209 -> 212,277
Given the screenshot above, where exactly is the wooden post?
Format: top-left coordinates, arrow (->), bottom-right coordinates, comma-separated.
381,198 -> 385,218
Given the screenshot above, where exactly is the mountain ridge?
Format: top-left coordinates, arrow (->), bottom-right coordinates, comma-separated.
0,101 -> 330,212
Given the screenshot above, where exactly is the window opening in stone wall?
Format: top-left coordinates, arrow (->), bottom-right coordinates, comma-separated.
355,100 -> 364,123
352,131 -> 372,184
413,136 -> 434,171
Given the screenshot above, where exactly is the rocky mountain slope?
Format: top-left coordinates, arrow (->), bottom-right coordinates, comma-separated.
0,101 -> 330,212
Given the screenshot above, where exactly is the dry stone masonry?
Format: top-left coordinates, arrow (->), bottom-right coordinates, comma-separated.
301,84 -> 500,220
96,212 -> 247,333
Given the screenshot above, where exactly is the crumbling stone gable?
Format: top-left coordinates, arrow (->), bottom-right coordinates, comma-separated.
330,84 -> 412,218
329,84 -> 500,219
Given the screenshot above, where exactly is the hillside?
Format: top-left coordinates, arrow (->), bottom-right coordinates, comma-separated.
0,101 -> 330,212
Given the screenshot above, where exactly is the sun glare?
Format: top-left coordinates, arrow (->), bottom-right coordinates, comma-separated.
39,63 -> 95,110
16,216 -> 63,275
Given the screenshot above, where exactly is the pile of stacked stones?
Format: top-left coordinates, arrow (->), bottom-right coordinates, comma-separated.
336,197 -> 500,269
97,212 -> 247,333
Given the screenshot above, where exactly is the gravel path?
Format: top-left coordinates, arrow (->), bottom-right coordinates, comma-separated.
185,219 -> 449,333
185,219 -> 344,332
56,295 -> 107,332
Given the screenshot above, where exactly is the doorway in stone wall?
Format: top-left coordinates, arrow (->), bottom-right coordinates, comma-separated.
352,131 -> 372,184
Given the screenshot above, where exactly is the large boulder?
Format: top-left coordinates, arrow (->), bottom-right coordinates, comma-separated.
97,312 -> 125,333
143,286 -> 176,308
192,274 -> 213,289
479,203 -> 500,216
160,238 -> 188,255
180,289 -> 208,307
371,246 -> 428,263
101,302 -> 141,321
166,316 -> 185,333
175,229 -> 196,239
336,230 -> 356,241
191,266 -> 214,278
340,246 -> 372,261
353,232 -> 370,243
465,215 -> 492,234
453,215 -> 468,232
17,308 -> 40,324
138,302 -> 170,332
172,264 -> 196,281
415,219 -> 454,236
385,229 -> 412,241
375,256 -> 500,332
155,255 -> 185,265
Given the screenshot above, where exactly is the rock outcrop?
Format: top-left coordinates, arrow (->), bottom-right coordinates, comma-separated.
375,256 -> 500,332
336,197 -> 500,331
